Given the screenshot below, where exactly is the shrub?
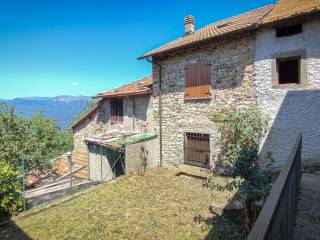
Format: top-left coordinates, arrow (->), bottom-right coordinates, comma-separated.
206,108 -> 273,231
0,162 -> 23,216
0,103 -> 73,172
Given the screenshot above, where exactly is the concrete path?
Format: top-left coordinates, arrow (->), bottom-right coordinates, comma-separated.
294,172 -> 320,240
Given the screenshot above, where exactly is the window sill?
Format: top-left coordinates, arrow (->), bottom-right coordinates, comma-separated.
273,83 -> 306,89
111,121 -> 124,125
184,96 -> 212,101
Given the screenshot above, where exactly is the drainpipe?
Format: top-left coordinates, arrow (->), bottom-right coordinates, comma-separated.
129,97 -> 136,131
147,57 -> 163,167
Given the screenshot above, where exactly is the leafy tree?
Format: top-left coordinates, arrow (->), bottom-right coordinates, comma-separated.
25,112 -> 73,170
206,108 -> 273,231
0,104 -> 28,168
0,103 -> 72,171
0,162 -> 23,216
0,103 -> 73,215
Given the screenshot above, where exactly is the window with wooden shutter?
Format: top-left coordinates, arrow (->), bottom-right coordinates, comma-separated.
185,62 -> 211,99
110,98 -> 123,124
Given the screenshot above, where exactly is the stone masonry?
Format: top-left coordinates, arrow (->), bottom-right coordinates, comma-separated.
73,95 -> 155,153
255,18 -> 320,167
151,33 -> 257,167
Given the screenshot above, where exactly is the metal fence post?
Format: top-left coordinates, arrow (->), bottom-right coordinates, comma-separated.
66,152 -> 73,194
100,144 -> 103,183
21,155 -> 26,211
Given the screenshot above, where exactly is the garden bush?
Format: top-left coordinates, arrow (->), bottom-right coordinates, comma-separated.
0,162 -> 23,216
206,108 -> 273,231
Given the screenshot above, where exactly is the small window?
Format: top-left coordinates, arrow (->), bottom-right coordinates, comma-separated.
110,98 -> 123,124
184,132 -> 210,168
276,24 -> 302,37
185,62 -> 211,99
276,57 -> 300,85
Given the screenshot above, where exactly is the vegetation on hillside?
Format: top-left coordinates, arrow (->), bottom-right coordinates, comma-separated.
0,103 -> 73,216
0,162 -> 23,216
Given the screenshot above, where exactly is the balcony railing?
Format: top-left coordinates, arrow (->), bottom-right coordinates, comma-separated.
247,134 -> 302,240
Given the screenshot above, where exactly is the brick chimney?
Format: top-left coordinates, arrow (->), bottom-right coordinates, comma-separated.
184,15 -> 195,35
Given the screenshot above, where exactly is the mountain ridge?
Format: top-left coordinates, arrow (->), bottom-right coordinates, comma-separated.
1,95 -> 92,129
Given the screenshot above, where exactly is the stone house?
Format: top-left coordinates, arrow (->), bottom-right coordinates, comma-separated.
71,76 -> 155,152
138,0 -> 320,168
62,76 -> 159,181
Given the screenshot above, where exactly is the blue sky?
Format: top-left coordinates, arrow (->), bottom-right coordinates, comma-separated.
0,0 -> 275,99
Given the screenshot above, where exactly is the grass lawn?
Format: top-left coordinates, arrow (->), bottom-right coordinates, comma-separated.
0,168 -> 246,240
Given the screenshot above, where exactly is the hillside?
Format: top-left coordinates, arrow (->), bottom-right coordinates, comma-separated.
0,96 -> 91,129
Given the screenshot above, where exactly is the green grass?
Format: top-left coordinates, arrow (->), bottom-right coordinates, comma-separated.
0,168 -> 246,240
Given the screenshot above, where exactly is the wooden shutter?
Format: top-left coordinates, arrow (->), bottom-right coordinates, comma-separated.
185,62 -> 211,99
111,98 -> 123,123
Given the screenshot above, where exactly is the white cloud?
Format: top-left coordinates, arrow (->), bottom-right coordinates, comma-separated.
72,82 -> 79,87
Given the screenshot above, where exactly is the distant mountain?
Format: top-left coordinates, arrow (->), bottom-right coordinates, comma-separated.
1,95 -> 91,129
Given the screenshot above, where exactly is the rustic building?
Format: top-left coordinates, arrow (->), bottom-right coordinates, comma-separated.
255,0 -> 320,167
139,0 -> 320,168
71,77 -> 155,152
57,77 -> 159,181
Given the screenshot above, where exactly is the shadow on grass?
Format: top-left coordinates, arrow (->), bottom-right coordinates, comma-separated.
194,194 -> 248,240
0,218 -> 31,240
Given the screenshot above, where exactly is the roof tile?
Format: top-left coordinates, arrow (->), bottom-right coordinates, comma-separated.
263,0 -> 320,24
138,0 -> 320,59
94,76 -> 153,99
138,5 -> 273,59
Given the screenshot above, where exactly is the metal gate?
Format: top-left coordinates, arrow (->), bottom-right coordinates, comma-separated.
184,132 -> 210,168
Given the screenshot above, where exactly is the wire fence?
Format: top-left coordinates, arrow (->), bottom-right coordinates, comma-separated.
0,153 -> 90,215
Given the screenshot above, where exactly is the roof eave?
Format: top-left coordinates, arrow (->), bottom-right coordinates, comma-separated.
93,90 -> 152,99
69,103 -> 101,130
261,8 -> 320,26
138,23 -> 260,60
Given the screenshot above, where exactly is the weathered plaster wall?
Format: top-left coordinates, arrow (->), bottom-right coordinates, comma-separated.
151,33 -> 257,167
255,18 -> 320,167
73,95 -> 155,152
125,138 -> 159,174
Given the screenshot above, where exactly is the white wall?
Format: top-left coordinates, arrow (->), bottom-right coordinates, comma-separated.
255,18 -> 320,167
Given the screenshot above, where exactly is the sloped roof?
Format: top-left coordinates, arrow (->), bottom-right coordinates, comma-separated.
138,5 -> 273,59
70,76 -> 152,129
263,0 -> 320,24
69,102 -> 101,129
94,76 -> 153,99
138,0 -> 320,60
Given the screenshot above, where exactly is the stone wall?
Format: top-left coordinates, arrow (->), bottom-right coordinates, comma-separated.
73,95 -> 155,152
151,33 -> 257,167
255,18 -> 320,167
